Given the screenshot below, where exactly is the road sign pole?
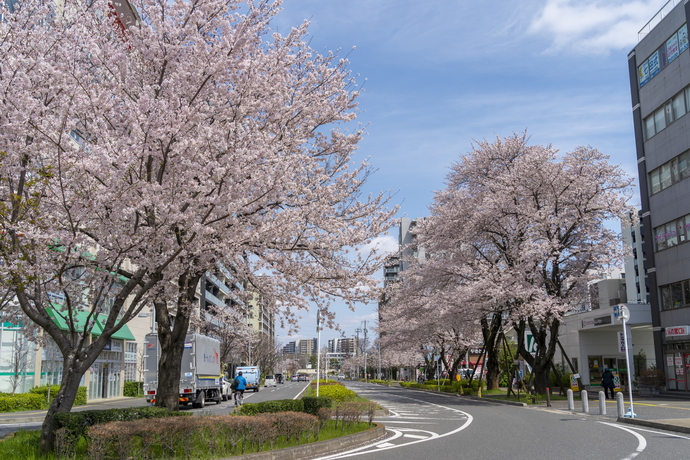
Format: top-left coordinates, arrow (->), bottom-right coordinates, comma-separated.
617,305 -> 636,418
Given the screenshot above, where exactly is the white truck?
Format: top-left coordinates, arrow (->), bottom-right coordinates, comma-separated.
235,365 -> 260,392
144,333 -> 223,408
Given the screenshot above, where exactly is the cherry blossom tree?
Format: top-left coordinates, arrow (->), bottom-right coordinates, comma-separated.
388,132 -> 633,393
0,0 -> 392,450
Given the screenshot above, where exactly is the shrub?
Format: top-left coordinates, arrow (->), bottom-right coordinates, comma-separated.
123,381 -> 144,397
53,406 -> 190,453
639,368 -> 666,387
29,385 -> 87,406
316,384 -> 356,402
549,363 -> 571,388
87,413 -> 321,459
235,398 -> 304,416
0,393 -> 45,412
302,396 -> 333,416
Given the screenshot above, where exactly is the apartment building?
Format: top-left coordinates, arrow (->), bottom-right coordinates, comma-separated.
628,0 -> 690,392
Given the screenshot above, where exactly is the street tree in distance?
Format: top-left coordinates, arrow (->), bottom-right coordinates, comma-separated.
391,132 -> 633,393
0,0 -> 393,451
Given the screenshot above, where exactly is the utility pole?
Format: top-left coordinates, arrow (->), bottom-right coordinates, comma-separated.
362,321 -> 368,382
355,328 -> 361,379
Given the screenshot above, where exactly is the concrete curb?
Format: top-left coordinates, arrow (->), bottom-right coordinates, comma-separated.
616,417 -> 690,434
221,423 -> 386,460
465,396 -> 527,407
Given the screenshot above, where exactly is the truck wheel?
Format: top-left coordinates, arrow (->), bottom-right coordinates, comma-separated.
195,391 -> 205,409
216,391 -> 222,404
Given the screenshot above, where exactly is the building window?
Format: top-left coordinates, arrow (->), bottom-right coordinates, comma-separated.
660,279 -> 690,310
639,23 -> 689,88
649,150 -> 690,195
654,213 -> 690,251
643,86 -> 690,141
124,342 -> 138,381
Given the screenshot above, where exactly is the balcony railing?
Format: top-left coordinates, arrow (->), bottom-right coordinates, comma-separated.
639,0 -> 682,42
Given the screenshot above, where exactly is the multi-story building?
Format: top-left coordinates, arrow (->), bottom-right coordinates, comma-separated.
282,341 -> 296,354
622,212 -> 651,304
554,214 -> 654,391
298,338 -> 317,356
327,337 -> 358,355
628,0 -> 690,392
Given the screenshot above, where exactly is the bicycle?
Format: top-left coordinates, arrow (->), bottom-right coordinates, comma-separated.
234,389 -> 244,406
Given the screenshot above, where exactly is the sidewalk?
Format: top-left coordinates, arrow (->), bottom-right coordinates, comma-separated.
0,396 -> 150,425
479,391 -> 690,434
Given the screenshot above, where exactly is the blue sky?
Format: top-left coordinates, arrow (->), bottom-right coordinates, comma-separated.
273,0 -> 670,346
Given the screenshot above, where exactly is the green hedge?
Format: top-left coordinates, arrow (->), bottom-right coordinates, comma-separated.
0,393 -> 45,412
29,385 -> 87,406
400,379 -> 485,394
123,381 -> 144,397
302,396 -> 333,416
315,384 -> 356,402
235,399 -> 304,416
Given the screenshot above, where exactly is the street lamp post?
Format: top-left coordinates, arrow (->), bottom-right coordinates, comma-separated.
316,311 -> 321,397
355,328 -> 361,379
617,305 -> 636,418
362,321 -> 368,382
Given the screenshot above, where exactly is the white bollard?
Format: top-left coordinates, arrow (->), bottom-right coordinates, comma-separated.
599,391 -> 607,415
567,388 -> 574,410
616,392 -> 625,418
581,390 -> 589,413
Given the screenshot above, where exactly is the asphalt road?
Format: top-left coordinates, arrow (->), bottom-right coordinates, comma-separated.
310,381 -> 690,460
5,380 -> 690,460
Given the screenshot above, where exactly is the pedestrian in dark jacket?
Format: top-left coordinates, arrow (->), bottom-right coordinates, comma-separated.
602,368 -> 615,399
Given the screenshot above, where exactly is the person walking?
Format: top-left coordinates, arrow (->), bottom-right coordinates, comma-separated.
233,371 -> 248,406
602,368 -> 615,399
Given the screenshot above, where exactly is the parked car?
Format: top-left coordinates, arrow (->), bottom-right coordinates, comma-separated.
220,377 -> 232,401
264,375 -> 277,387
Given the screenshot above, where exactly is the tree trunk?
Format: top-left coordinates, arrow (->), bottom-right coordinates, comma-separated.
154,300 -> 192,410
516,317 -> 560,394
39,353 -> 91,453
480,313 -> 503,390
153,271 -> 202,410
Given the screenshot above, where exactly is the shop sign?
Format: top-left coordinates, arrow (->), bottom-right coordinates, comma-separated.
618,331 -> 627,353
582,315 -> 612,329
665,326 -> 690,337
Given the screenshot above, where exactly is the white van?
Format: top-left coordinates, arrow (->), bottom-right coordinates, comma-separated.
264,375 -> 277,387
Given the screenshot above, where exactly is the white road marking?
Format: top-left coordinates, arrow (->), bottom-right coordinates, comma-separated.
599,422 -> 647,460
312,395 -> 473,459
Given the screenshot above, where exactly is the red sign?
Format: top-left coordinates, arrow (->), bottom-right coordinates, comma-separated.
666,326 -> 690,337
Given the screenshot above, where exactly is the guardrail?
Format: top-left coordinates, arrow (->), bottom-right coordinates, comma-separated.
639,0 -> 682,42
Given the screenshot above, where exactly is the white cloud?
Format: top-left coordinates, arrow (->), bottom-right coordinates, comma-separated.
359,234 -> 398,257
528,0 -> 670,55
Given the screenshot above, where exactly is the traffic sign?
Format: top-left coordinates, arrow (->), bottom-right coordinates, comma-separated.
617,305 -> 630,322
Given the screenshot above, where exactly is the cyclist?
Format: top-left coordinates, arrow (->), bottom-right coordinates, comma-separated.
233,371 -> 247,406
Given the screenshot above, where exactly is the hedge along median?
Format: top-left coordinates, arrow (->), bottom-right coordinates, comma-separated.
0,385 -> 87,412
87,412 -> 323,460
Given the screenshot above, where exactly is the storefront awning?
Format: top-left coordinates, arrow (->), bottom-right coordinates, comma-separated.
47,308 -> 135,341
